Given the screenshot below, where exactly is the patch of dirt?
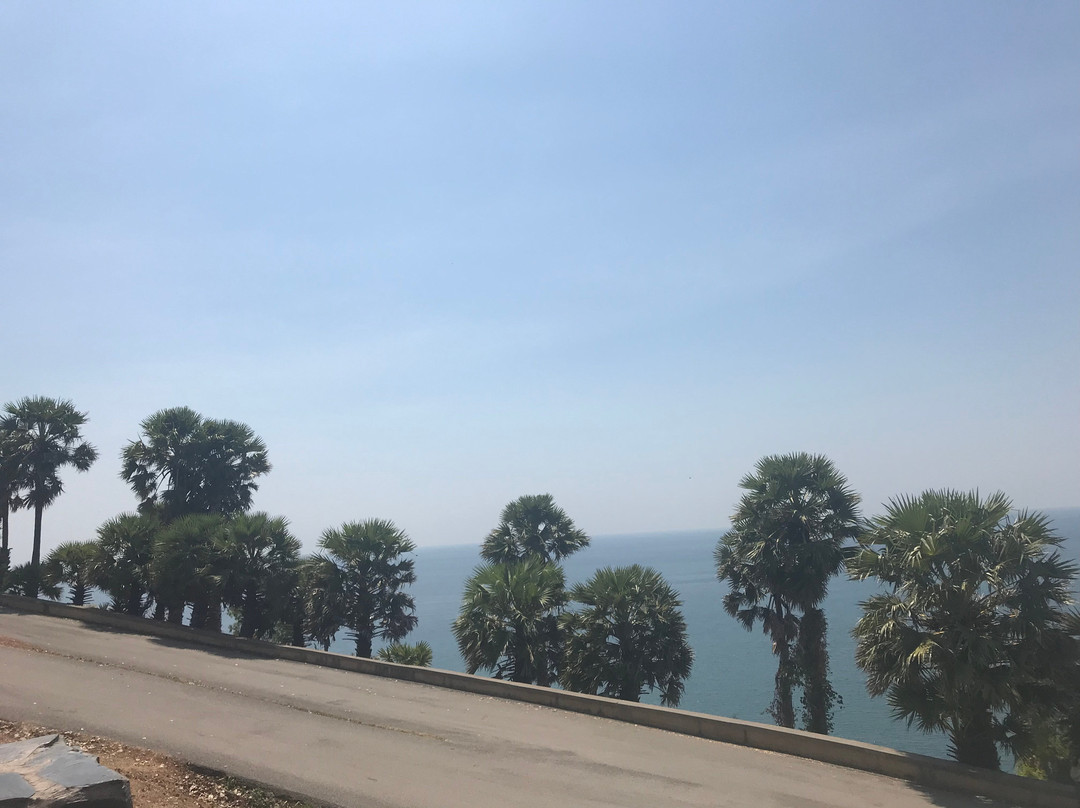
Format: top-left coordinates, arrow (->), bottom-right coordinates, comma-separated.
0,634 -> 38,651
0,719 -> 318,808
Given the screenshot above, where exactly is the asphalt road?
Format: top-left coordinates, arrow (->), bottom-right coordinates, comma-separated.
0,609 -> 998,808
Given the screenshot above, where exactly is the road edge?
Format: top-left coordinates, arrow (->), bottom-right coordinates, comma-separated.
2,594 -> 1077,808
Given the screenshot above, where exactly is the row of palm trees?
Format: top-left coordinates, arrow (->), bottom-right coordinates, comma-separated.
714,452 -> 1079,780
7,510 -> 422,660
0,399 -> 426,663
1,398 -> 1076,779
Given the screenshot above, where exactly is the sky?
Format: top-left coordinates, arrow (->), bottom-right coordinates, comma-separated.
2,2 -> 1078,559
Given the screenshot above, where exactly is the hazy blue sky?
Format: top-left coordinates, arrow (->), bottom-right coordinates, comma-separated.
2,2 -> 1078,558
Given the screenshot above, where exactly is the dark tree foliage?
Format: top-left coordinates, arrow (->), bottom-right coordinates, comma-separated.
1,397 -> 97,596
850,491 -> 1078,770
454,558 -> 566,686
121,407 -> 270,521
4,562 -> 61,599
0,423 -> 27,558
93,513 -> 159,615
154,514 -> 227,629
481,494 -> 589,564
715,452 -> 860,732
42,540 -> 97,606
561,565 -> 693,707
306,519 -> 418,658
218,512 -> 300,639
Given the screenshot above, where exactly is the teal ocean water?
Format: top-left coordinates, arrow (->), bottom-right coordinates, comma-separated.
348,507 -> 1080,761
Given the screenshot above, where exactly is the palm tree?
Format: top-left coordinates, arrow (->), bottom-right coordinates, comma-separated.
4,562 -> 60,599
561,565 -> 693,707
154,514 -> 227,629
0,422 -> 27,566
93,513 -> 159,615
300,555 -> 344,651
306,519 -> 418,657
1,397 -> 97,595
121,407 -> 270,521
849,490 -> 1078,770
42,540 -> 98,605
453,558 -> 566,686
481,494 -> 590,564
377,641 -> 434,667
217,512 -> 300,639
715,452 -> 861,731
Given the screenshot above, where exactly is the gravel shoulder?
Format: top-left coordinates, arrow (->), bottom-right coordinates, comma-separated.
0,718 -> 319,808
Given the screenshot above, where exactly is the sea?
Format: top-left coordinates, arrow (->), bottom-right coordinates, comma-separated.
347,507 -> 1080,763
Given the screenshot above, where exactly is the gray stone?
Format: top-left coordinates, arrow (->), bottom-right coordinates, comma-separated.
0,771 -> 35,807
0,735 -> 130,808
0,737 -> 58,767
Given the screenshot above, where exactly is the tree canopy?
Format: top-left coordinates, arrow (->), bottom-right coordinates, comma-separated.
121,407 -> 270,521
481,494 -> 589,564
561,565 -> 693,707
454,558 -> 566,686
849,490 -> 1078,769
306,519 -> 418,657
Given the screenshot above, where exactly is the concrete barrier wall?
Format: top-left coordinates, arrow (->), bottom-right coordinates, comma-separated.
2,594 -> 1077,808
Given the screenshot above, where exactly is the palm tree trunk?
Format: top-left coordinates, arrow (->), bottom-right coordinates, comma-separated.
152,601 -> 166,620
354,632 -> 373,658
30,503 -> 43,596
240,589 -> 259,638
798,608 -> 837,734
771,656 -> 796,729
951,709 -> 1001,769
190,596 -> 206,626
71,582 -> 88,607
129,587 -> 147,616
205,595 -> 222,633
290,613 -> 305,647
0,500 -> 9,592
768,605 -> 796,729
1,498 -> 9,552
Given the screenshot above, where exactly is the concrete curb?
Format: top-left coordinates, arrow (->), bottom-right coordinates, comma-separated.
2,594 -> 1077,808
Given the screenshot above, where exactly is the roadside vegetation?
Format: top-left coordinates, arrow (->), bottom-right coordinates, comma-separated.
0,396 -> 1077,781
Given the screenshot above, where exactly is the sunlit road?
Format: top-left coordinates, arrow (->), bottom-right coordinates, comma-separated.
0,609 -> 997,808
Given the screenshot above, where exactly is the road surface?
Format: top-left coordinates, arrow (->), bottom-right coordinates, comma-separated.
0,609 -> 997,808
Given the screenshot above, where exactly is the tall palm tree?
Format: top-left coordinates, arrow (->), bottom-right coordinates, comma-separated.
1,397 -> 97,595
850,490 -> 1077,770
481,494 -> 590,564
0,427 -> 20,589
561,565 -> 693,707
42,540 -> 98,605
93,513 -> 159,615
217,512 -> 300,639
121,406 -> 270,521
306,519 -> 418,657
453,558 -> 566,686
0,421 -> 27,564
715,452 -> 860,731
